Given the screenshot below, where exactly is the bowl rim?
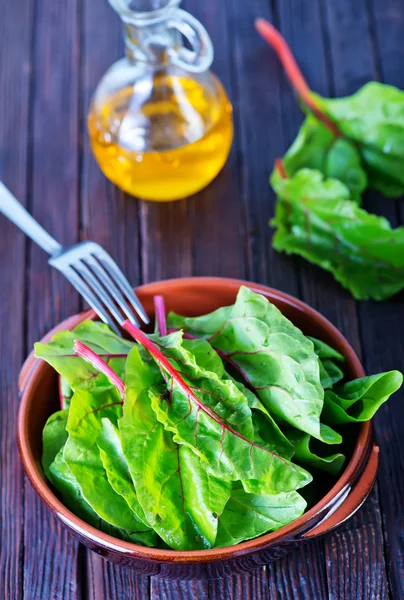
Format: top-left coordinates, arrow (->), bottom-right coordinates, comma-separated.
18,276 -> 371,564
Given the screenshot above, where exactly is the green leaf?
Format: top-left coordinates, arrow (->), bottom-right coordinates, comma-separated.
323,371 -> 403,424
151,330 -> 255,440
271,169 -> 404,301
168,286 -> 330,443
312,82 -> 404,196
97,418 -> 155,540
215,486 -> 306,547
49,448 -> 103,526
35,320 -> 133,389
60,376 -> 73,409
64,381 -> 149,536
230,378 -> 295,459
286,430 -> 345,475
271,114 -> 367,202
42,409 -> 68,478
308,337 -> 344,362
48,449 -> 155,544
319,359 -> 345,389
142,343 -> 312,495
120,346 -> 231,550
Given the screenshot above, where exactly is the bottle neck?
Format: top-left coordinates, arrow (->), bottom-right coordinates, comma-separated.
110,0 -> 213,73
123,19 -> 179,67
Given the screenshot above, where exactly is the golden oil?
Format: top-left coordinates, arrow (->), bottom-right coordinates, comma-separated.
88,73 -> 233,202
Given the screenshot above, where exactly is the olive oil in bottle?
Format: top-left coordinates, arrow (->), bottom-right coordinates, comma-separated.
88,0 -> 233,202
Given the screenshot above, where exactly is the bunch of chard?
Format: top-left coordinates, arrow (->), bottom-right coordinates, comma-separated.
256,19 -> 404,301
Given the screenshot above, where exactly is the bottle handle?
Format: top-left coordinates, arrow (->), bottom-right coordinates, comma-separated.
167,9 -> 214,73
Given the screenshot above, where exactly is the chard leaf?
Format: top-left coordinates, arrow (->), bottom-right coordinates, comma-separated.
319,359 -> 345,389
151,330 -> 255,440
312,82 -> 404,197
215,486 -> 306,547
286,430 -> 345,475
35,321 -> 133,389
59,376 -> 73,409
271,169 -> 404,301
124,324 -> 312,496
271,114 -> 367,202
49,448 -> 103,526
64,381 -> 149,536
230,378 -> 295,459
97,418 -> 154,537
49,449 -> 154,545
323,371 -> 403,424
167,286 -> 330,443
42,409 -> 69,477
308,337 -> 344,362
120,347 -> 231,550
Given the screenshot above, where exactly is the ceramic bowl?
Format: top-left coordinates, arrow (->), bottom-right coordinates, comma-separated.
18,277 -> 378,580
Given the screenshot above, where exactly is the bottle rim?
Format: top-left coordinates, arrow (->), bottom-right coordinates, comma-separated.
109,0 -> 181,25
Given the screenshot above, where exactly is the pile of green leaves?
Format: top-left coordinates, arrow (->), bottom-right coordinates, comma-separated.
257,19 -> 404,301
36,287 -> 402,550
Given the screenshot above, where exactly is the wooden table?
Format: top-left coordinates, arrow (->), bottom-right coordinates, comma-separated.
1,0 -> 403,598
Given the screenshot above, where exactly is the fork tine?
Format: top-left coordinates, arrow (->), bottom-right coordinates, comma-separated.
94,251 -> 150,324
84,256 -> 140,326
73,261 -> 127,328
63,265 -> 122,336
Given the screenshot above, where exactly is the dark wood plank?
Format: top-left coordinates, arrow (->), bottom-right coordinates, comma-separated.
227,0 -> 298,291
23,0 -> 83,598
140,0 -> 247,283
81,0 -> 143,294
364,13 -> 404,594
87,554 -> 150,600
146,0 -> 247,594
325,488 -> 388,600
181,0 -> 246,280
0,0 -> 33,597
276,0 -> 362,353
209,570 -> 269,600
319,1 -> 394,598
80,0 -> 150,596
349,4 -> 404,583
266,542 -> 328,600
151,578 -> 210,600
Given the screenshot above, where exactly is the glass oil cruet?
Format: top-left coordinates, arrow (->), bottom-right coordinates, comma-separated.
88,0 -> 234,202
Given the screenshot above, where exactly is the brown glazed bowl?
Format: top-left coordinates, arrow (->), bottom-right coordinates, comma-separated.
18,277 -> 378,580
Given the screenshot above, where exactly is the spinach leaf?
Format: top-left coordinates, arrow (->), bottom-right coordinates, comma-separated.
168,286 -> 335,443
271,169 -> 404,301
312,83 -> 404,197
286,430 -> 345,475
271,114 -> 367,203
215,486 -> 306,547
124,323 -> 312,496
35,320 -> 133,389
323,371 -> 403,424
42,409 -> 69,477
120,346 -> 231,550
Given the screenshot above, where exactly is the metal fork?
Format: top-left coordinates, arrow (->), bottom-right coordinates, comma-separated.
0,182 -> 149,335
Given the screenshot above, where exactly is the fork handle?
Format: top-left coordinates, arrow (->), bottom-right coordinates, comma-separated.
0,182 -> 62,255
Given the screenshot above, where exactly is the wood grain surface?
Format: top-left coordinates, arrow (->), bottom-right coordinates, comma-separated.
0,0 -> 403,598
